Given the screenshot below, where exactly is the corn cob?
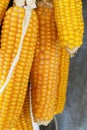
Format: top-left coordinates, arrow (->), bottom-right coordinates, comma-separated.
0,0 -> 10,25
0,3 -> 38,129
31,3 -> 59,126
12,88 -> 33,130
53,0 -> 84,55
55,47 -> 70,114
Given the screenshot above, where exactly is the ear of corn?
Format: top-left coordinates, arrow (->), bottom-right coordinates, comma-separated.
55,47 -> 70,114
0,0 -> 10,25
0,6 -> 38,129
31,4 -> 59,126
12,88 -> 33,130
53,0 -> 84,54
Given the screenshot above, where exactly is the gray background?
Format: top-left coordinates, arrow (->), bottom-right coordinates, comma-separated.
41,0 -> 87,130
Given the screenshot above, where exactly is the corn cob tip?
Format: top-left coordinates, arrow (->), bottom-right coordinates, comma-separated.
66,47 -> 79,57
38,120 -> 52,126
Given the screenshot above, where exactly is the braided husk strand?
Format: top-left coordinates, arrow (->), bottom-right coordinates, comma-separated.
13,0 -> 25,6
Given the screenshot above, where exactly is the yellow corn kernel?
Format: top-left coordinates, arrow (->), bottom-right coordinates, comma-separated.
12,88 -> 33,130
0,0 -> 10,25
0,6 -> 38,129
31,5 -> 59,126
53,0 -> 84,51
55,47 -> 70,114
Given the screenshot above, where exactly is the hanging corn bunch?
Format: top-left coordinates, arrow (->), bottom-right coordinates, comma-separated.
0,0 -> 38,129
54,47 -> 70,114
12,88 -> 33,130
53,0 -> 84,56
30,1 -> 59,126
0,0 -> 10,25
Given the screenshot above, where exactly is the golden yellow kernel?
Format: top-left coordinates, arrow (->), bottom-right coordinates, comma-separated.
31,4 -> 59,126
0,6 -> 38,129
53,0 -> 84,52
